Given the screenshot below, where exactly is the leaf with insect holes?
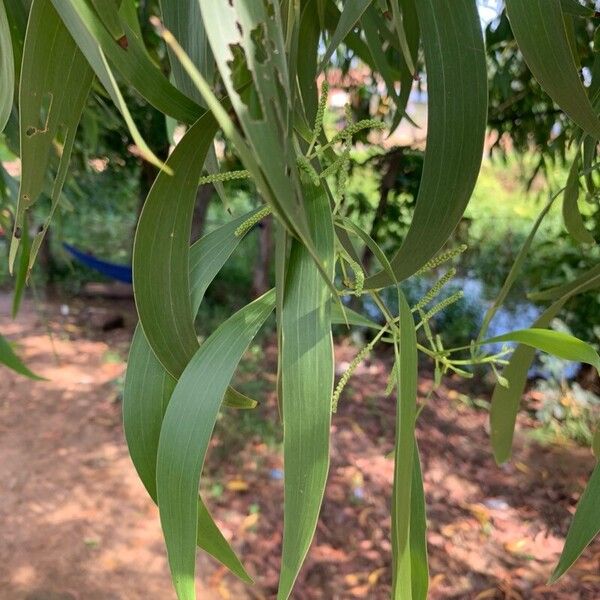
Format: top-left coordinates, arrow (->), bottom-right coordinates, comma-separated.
9,0 -> 93,302
52,0 -> 202,123
48,0 -> 168,171
197,0 -> 326,271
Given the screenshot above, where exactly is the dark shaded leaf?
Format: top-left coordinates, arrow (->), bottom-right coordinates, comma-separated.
365,0 -> 487,288
505,0 -> 600,139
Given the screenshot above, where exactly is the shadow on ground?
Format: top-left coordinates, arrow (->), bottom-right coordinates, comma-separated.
1,295 -> 599,599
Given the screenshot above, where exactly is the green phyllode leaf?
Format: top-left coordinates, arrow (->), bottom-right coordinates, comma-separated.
10,0 -> 94,283
0,0 -> 14,133
390,290 -> 428,599
124,208 -> 264,583
133,112 -> 218,379
485,329 -> 600,372
49,0 -> 169,170
489,304 -> 600,464
365,0 -> 487,288
159,0 -> 214,105
319,0 -> 373,71
156,290 -> 276,600
0,332 -> 44,380
505,0 -> 600,140
563,154 -> 595,245
278,181 -> 335,600
550,461 -> 600,582
124,327 -> 252,584
52,0 -> 202,123
197,0 -> 330,279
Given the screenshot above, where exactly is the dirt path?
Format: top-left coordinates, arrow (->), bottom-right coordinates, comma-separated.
1,295 -> 599,599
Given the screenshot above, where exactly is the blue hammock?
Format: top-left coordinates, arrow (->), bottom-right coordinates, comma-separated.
62,243 -> 132,284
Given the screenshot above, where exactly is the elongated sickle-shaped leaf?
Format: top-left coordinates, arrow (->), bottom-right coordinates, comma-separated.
319,0 -> 373,71
551,460 -> 600,582
124,208 -> 264,581
9,0 -> 93,279
0,1 -> 25,155
365,0 -> 487,289
331,303 -> 379,330
490,280 -> 600,464
0,332 -> 44,380
123,327 -> 252,583
47,0 -> 167,171
278,182 -> 335,600
410,439 -> 429,600
162,22 -> 336,298
133,112 -> 217,379
296,0 -> 320,124
51,0 -> 202,123
361,7 -> 404,121
489,303 -> 565,464
156,290 -> 275,600
160,0 -> 214,105
563,154 -> 595,244
392,0 -> 420,132
0,0 -> 14,133
594,427 -> 600,459
197,0 -> 317,255
505,0 -> 600,141
484,329 -> 600,371
560,0 -> 596,18
391,291 -> 421,598
126,206 -> 263,492
529,263 -> 600,302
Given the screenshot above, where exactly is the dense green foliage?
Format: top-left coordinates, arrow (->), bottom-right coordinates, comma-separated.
2,1 -> 600,599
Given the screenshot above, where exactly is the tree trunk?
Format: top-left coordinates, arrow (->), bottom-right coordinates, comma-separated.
361,148 -> 404,272
251,216 -> 272,298
190,184 -> 213,243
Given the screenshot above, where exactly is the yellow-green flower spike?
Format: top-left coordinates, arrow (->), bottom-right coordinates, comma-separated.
311,81 -> 329,148
296,155 -> 320,186
320,155 -> 346,179
415,244 -> 468,275
414,268 -> 457,310
331,342 -> 373,412
336,138 -> 352,200
348,259 -> 364,297
198,169 -> 251,185
234,205 -> 272,237
422,290 -> 464,322
331,119 -> 385,144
